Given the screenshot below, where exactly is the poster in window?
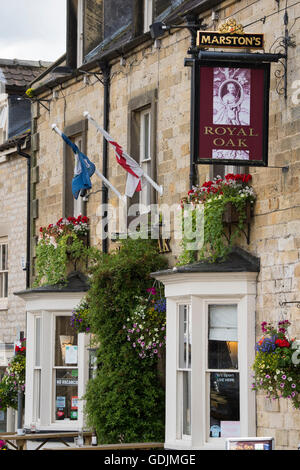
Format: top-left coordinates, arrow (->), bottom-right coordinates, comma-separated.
194,61 -> 270,166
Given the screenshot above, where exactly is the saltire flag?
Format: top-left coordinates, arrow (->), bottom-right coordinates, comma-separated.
52,124 -> 126,202
84,111 -> 163,198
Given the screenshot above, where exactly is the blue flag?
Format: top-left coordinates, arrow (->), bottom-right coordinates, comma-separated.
61,132 -> 95,199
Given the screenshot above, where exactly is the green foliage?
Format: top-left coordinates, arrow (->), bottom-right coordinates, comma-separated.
252,320 -> 300,409
178,174 -> 256,264
84,238 -> 168,443
34,233 -> 98,286
0,351 -> 26,411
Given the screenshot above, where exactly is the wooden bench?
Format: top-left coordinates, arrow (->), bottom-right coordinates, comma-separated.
0,431 -> 93,450
44,442 -> 165,451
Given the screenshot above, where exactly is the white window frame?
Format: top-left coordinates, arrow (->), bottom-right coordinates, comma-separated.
205,300 -> 240,445
139,108 -> 151,211
52,312 -> 79,425
23,294 -> 90,431
155,271 -> 257,450
143,0 -> 153,33
176,304 -> 192,440
0,240 -> 8,301
77,0 -> 84,67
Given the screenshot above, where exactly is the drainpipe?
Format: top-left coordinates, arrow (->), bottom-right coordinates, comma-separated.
98,61 -> 111,254
16,143 -> 31,289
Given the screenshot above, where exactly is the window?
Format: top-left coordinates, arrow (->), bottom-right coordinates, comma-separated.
127,90 -> 157,223
144,0 -> 153,33
177,305 -> 191,438
54,316 -> 78,422
139,108 -> 151,209
153,265 -> 257,450
0,241 -> 8,298
207,304 -> 240,440
33,316 -> 41,422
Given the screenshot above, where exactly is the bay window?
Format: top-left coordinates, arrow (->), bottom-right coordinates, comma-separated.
153,248 -> 259,450
16,279 -> 90,431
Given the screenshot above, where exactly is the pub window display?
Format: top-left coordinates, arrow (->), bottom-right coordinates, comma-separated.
208,305 -> 240,438
54,316 -> 78,421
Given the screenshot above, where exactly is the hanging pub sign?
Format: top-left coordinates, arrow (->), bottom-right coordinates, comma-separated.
194,61 -> 270,167
192,18 -> 270,167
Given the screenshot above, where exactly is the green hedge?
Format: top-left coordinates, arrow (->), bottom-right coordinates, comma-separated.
84,238 -> 168,443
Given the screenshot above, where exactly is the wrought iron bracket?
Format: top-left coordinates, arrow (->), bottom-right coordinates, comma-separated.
269,8 -> 296,99
279,301 -> 300,308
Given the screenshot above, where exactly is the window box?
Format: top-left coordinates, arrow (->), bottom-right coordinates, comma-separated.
222,201 -> 252,224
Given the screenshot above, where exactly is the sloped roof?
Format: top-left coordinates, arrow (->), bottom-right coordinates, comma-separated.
151,247 -> 260,277
0,58 -> 51,90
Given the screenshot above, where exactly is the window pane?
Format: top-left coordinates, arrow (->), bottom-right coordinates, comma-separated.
210,372 -> 240,438
143,112 -> 150,160
55,316 -> 78,367
179,305 -> 191,369
34,369 -> 41,421
3,273 -> 8,298
55,369 -> 78,421
208,305 -> 238,369
35,317 -> 41,367
182,371 -> 191,436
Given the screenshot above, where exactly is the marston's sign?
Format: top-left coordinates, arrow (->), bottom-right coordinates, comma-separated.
197,31 -> 264,49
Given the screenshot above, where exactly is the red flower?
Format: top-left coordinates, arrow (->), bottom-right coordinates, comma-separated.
275,338 -> 290,348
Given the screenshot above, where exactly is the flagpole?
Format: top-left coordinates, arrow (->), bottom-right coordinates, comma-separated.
51,124 -> 126,202
83,112 -> 164,197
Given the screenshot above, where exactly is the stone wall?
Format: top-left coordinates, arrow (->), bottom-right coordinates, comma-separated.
31,0 -> 300,448
0,152 -> 27,344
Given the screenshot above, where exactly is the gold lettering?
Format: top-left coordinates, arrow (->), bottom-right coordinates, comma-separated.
200,35 -> 211,44
204,126 -> 214,135
255,37 -> 262,46
238,37 -> 246,45
236,128 -> 247,136
225,139 -> 236,147
226,36 -> 232,45
219,36 -> 226,45
238,139 -> 248,148
226,127 -> 236,136
213,138 -> 225,146
215,127 -> 227,135
245,37 -> 254,46
249,128 -> 258,136
211,36 -> 220,44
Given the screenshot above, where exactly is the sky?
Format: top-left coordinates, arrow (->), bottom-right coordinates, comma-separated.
0,0 -> 66,62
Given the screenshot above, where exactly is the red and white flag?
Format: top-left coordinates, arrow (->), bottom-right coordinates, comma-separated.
84,112 -> 163,198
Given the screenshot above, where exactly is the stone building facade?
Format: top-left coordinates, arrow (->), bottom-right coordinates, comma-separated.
0,59 -> 50,430
26,0 -> 300,449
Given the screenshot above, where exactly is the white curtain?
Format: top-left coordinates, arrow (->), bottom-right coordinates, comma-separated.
209,304 -> 237,342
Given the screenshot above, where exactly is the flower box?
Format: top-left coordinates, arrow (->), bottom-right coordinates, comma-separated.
222,201 -> 252,224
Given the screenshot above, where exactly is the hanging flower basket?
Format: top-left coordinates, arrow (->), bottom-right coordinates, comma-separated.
252,320 -> 300,409
222,200 -> 252,224
179,173 -> 256,263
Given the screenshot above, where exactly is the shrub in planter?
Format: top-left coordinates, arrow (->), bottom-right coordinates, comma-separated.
179,173 -> 256,263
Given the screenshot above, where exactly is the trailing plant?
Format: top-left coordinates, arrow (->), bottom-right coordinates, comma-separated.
124,286 -> 166,359
35,215 -> 98,286
0,339 -> 26,411
83,238 -> 168,444
252,320 -> 300,409
70,298 -> 91,333
178,173 -> 256,264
